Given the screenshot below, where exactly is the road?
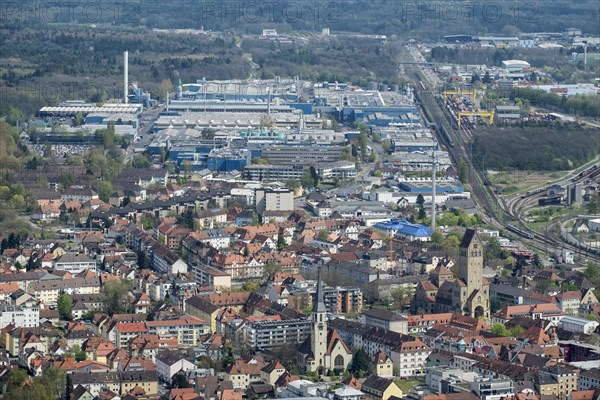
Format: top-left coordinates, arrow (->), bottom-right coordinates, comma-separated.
126,105 -> 163,162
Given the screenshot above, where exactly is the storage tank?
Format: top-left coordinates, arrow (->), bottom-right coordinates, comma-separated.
366,81 -> 378,90
391,84 -> 400,92
378,83 -> 388,91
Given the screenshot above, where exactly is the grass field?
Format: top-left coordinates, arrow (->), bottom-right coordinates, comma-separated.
395,379 -> 424,394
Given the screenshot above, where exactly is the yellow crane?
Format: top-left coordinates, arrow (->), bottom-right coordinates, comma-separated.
442,89 -> 476,107
457,111 -> 495,128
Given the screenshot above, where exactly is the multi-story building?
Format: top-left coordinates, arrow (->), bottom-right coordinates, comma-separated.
362,308 -> 408,334
255,188 -> 294,216
559,316 -> 599,334
390,337 -> 431,378
261,145 -> 346,166
239,318 -> 312,350
68,370 -> 158,397
243,164 -> 305,182
578,368 -> 600,390
146,316 -> 209,348
555,291 -> 582,315
287,284 -> 363,315
0,302 -> 39,328
535,365 -> 578,399
53,252 -> 97,273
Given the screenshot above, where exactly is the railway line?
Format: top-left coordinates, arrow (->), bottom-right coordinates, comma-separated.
407,65 -> 600,261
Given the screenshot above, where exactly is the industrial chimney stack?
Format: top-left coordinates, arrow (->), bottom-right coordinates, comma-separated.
124,51 -> 129,104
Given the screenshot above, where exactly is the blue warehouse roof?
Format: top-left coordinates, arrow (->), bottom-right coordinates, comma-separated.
374,218 -> 432,238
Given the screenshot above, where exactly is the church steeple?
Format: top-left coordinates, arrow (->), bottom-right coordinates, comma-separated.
311,268 -> 328,371
314,268 -> 327,313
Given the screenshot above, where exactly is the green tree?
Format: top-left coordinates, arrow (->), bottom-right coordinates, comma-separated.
482,71 -> 492,84
177,209 -> 195,229
416,194 -> 425,207
132,153 -> 151,168
92,180 -> 112,202
43,366 -> 67,400
102,124 -> 116,148
382,140 -> 392,152
101,279 -> 133,315
73,344 -> 87,361
368,152 -> 376,163
358,133 -> 368,157
491,322 -> 510,336
172,372 -> 192,388
242,281 -> 259,292
457,159 -> 468,183
431,231 -> 443,245
588,192 -> 600,214
301,169 -> 315,188
57,292 -> 72,320
285,179 -> 300,190
350,349 -> 370,376
317,229 -> 329,240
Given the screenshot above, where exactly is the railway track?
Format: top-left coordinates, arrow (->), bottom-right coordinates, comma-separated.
408,66 -> 599,261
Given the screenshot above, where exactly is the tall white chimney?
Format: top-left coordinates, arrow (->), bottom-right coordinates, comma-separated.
124,51 -> 129,103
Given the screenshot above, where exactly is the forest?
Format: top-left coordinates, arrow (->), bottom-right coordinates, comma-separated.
6,0 -> 597,38
472,124 -> 600,171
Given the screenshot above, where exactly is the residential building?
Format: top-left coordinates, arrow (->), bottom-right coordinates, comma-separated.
255,188 -> 294,216
155,350 -> 196,382
361,375 -> 403,400
535,365 -> 578,399
362,308 -> 408,334
0,302 -> 39,328
54,252 -> 97,274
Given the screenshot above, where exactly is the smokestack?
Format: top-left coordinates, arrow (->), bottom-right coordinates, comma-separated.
431,151 -> 436,232
124,51 -> 129,104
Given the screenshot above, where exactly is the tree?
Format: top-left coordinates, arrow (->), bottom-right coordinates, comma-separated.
57,292 -> 72,320
382,140 -> 391,153
318,229 -> 329,240
43,367 -> 67,400
358,133 -> 368,157
102,124 -> 116,149
177,209 -> 195,229
132,153 -> 151,168
491,322 -> 510,336
588,192 -> 600,214
431,231 -> 443,245
101,279 -> 133,315
416,194 -> 425,207
368,152 -> 376,163
350,349 -> 370,376
300,169 -> 315,188
242,281 -> 259,292
482,71 -> 492,84
285,179 -> 300,190
171,372 -> 191,388
418,206 -> 426,221
73,344 -> 87,361
457,159 -> 468,183
471,72 -> 480,83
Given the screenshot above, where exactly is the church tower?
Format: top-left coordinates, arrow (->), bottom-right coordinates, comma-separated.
311,269 -> 328,370
459,229 -> 483,292
458,228 -> 489,319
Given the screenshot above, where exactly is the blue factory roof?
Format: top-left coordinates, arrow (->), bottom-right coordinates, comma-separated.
374,219 -> 432,238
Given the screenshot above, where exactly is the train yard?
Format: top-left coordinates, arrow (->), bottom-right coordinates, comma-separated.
407,63 -> 600,262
